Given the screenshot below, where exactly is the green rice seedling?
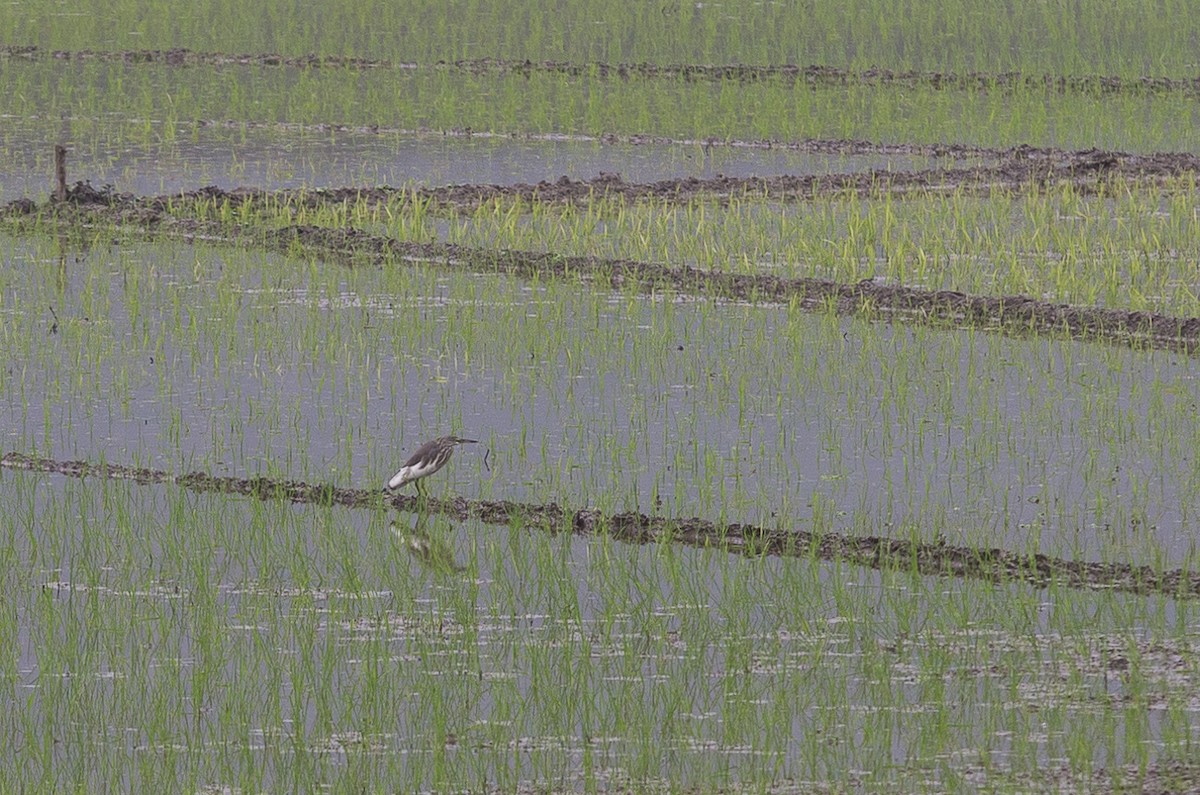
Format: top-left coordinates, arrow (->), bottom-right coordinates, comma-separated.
211,182 -> 1195,318
3,468 -> 1200,789
0,0 -> 1197,75
5,56 -> 1200,157
5,132 -> 1200,791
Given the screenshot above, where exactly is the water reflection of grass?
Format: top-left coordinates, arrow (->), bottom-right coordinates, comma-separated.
2,231 -> 1198,561
0,4 -> 1197,777
1,473 -> 1197,790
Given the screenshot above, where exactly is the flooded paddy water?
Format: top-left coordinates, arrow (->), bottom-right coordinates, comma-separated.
0,121 -> 965,204
5,235 -> 1200,563
4,3 -> 1200,791
2,225 -> 1200,790
2,470 -> 1199,792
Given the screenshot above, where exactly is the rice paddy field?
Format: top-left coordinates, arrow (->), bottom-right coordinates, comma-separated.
3,2 -> 1200,793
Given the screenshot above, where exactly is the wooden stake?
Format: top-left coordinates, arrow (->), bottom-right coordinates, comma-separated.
54,145 -> 67,202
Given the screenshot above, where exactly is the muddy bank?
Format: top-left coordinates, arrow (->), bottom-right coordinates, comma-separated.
6,184 -> 1196,354
342,147 -> 1200,208
6,44 -> 1200,96
35,146 -> 1200,207
5,451 -> 1200,600
263,222 -> 1200,353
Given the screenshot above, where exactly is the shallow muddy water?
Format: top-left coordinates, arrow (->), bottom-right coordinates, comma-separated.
2,235 -> 1199,570
0,123 -> 960,203
3,17 -> 1200,795
1,472 -> 1196,791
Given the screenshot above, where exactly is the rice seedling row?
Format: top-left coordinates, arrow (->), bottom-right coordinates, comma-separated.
12,186 -> 1200,342
6,450 -> 1200,603
2,195 -> 1196,786
12,45 -> 1200,98
3,9 -> 1199,790
3,229 -> 1198,572
4,58 -> 1200,153
2,0 -> 1199,75
1,471 -> 1198,791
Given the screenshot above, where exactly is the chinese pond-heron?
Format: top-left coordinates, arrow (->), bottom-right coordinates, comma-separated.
386,435 -> 478,494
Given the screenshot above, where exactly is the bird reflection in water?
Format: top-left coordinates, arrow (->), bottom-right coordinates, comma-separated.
390,513 -> 466,575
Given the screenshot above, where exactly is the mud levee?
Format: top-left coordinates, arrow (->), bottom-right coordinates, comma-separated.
271,148 -> 1200,209
7,45 -> 1200,97
6,184 -> 1197,354
21,146 -> 1200,207
4,451 -> 1199,600
261,222 -> 1200,354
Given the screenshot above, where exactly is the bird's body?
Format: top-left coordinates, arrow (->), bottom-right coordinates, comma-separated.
387,435 -> 477,492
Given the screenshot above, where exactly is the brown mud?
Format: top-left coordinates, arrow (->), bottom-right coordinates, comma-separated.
6,182 -> 1199,354
17,145 -> 1196,208
6,44 -> 1200,96
5,451 -> 1200,600
1002,762 -> 1200,795
342,147 -> 1198,207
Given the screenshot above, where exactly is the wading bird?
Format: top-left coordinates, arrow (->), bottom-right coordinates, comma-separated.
387,435 -> 478,494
